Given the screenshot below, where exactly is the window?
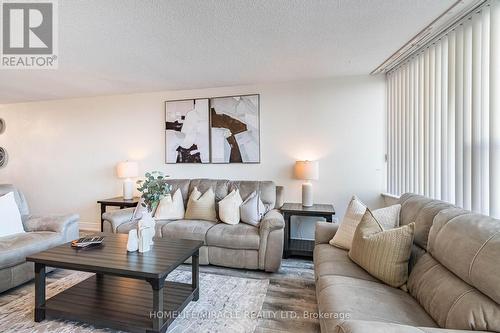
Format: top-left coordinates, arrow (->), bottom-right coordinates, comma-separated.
386,1 -> 500,217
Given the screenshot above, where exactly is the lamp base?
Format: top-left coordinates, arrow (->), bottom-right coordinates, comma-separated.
123,179 -> 134,200
302,182 -> 313,207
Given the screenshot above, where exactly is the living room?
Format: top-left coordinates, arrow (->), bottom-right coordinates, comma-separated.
0,0 -> 499,333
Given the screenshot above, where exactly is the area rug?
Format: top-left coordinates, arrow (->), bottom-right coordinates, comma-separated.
0,269 -> 269,333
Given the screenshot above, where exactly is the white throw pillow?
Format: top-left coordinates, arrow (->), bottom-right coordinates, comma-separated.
0,192 -> 25,237
185,187 -> 217,222
330,196 -> 366,249
218,189 -> 243,225
240,191 -> 266,227
330,195 -> 401,250
154,189 -> 185,220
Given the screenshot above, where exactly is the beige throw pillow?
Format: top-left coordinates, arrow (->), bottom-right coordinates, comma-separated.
348,209 -> 415,288
154,189 -> 185,220
185,187 -> 217,222
218,189 -> 243,225
330,196 -> 366,249
330,195 -> 401,250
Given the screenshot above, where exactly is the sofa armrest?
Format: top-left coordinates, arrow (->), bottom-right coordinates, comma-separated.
315,221 -> 339,245
102,207 -> 136,233
24,214 -> 80,242
260,209 -> 285,233
258,209 -> 285,272
24,214 -> 79,233
334,320 -> 487,333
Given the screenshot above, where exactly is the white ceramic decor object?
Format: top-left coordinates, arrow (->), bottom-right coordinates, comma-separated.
127,229 -> 138,252
137,211 -> 155,252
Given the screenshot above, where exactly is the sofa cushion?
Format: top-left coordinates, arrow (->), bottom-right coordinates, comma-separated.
330,196 -> 366,250
408,253 -> 500,331
0,192 -> 25,237
163,179 -> 191,207
185,187 -> 217,222
428,208 -> 500,305
240,191 -> 266,227
317,275 -> 437,329
0,231 -> 63,269
154,189 -> 185,220
229,180 -> 276,213
160,219 -> 217,244
349,209 -> 415,288
218,189 -> 243,225
313,244 -> 378,283
206,223 -> 260,250
399,193 -> 456,249
331,320 -> 478,333
208,247 -> 259,269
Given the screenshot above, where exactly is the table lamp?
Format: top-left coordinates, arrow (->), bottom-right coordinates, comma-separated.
294,160 -> 319,207
116,161 -> 138,200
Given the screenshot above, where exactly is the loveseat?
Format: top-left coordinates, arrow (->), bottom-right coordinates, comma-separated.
102,179 -> 285,272
314,193 -> 500,333
0,184 -> 79,293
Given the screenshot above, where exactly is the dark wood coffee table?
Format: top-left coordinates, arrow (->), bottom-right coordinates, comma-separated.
26,233 -> 203,333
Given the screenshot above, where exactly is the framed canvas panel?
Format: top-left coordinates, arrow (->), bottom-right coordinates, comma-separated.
209,94 -> 260,163
165,98 -> 210,163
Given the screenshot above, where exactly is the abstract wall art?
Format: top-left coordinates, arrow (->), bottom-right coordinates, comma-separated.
165,98 -> 210,163
210,94 -> 260,163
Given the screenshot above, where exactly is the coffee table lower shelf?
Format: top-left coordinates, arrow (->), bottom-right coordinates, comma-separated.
42,274 -> 195,333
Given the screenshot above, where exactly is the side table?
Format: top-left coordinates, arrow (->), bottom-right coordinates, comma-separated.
281,203 -> 335,258
97,197 -> 140,231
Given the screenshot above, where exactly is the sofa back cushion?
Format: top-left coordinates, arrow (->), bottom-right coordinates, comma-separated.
427,207 -> 500,305
408,253 -> 500,331
407,204 -> 500,331
399,193 -> 456,250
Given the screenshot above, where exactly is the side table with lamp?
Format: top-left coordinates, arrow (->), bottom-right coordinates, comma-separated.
96,161 -> 140,231
281,160 -> 336,258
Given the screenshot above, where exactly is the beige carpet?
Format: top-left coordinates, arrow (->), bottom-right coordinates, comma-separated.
0,269 -> 269,333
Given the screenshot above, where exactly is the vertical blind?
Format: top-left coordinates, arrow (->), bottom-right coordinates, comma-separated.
387,0 -> 500,217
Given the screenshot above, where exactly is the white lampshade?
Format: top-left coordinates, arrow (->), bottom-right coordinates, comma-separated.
294,160 -> 319,180
116,161 -> 138,179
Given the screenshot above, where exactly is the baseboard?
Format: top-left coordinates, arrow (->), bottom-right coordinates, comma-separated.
79,221 -> 100,232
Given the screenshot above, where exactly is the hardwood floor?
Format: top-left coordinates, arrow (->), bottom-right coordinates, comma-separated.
0,258 -> 320,333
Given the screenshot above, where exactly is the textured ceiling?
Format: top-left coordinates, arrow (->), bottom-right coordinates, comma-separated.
0,0 -> 456,104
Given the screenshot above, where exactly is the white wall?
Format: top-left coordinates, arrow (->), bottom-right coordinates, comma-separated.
0,76 -> 386,234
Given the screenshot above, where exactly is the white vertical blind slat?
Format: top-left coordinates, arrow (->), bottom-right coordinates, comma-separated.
481,7 -> 490,215
441,37 -> 449,201
471,14 -> 482,213
448,31 -> 456,204
490,1 -> 500,218
463,21 -> 473,211
435,43 -> 442,199
455,24 -> 464,207
429,46 -> 436,198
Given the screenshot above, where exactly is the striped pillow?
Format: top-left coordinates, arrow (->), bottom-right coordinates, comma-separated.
349,209 -> 415,288
185,187 -> 217,222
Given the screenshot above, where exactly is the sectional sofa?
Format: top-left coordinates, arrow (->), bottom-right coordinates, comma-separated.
102,179 -> 285,272
314,193 -> 500,333
0,184 -> 79,293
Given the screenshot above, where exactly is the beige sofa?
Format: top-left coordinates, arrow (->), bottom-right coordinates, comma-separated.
314,193 -> 500,333
102,179 -> 285,272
